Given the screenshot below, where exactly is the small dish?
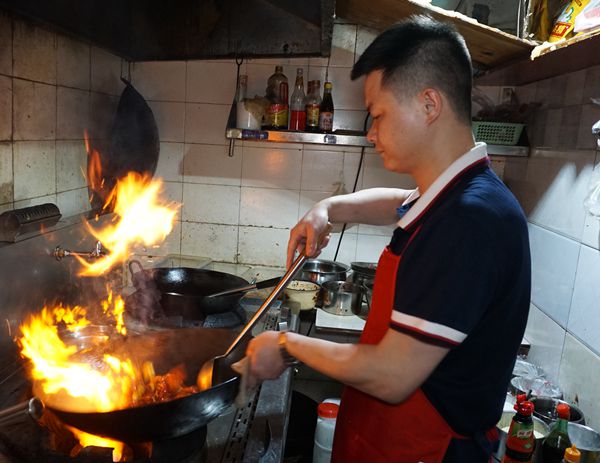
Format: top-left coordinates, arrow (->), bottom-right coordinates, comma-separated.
284,281 -> 320,311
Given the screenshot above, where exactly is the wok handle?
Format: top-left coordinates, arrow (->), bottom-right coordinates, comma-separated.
254,276 -> 283,290
0,398 -> 44,427
224,223 -> 332,357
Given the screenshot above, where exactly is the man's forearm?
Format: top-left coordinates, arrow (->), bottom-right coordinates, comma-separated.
322,188 -> 414,226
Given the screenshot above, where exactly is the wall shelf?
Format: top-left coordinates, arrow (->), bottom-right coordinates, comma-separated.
225,128 -> 373,147
486,145 -> 529,157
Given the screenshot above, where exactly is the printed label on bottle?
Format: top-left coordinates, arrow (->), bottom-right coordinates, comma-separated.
502,420 -> 534,463
269,104 -> 289,128
306,104 -> 320,127
319,111 -> 333,131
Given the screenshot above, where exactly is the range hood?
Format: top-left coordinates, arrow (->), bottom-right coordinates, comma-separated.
0,0 -> 335,61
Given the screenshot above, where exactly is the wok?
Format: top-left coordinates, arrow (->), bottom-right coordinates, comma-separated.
136,265 -> 251,319
8,328 -> 248,442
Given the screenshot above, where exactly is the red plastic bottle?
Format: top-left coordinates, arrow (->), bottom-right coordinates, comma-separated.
502,395 -> 535,463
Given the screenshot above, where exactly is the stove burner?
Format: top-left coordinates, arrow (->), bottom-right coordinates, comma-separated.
0,413 -> 207,463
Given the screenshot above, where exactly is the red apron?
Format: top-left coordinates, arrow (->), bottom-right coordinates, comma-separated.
331,232 -> 465,463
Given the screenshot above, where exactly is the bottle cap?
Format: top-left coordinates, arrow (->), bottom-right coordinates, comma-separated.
324,81 -> 333,89
557,403 -> 571,420
514,400 -> 534,416
318,402 -> 339,419
564,445 -> 581,462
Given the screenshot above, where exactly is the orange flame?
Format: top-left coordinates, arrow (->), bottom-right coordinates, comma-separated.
81,133 -> 179,277
17,295 -> 142,414
68,426 -> 126,462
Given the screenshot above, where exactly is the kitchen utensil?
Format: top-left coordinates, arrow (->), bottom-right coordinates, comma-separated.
321,281 -> 365,317
298,259 -> 349,286
349,261 -> 377,284
510,376 -> 563,399
206,276 -> 282,299
493,411 -> 550,462
284,281 -> 320,311
530,397 -> 586,425
5,327 -> 246,442
568,423 -> 600,463
197,224 -> 333,391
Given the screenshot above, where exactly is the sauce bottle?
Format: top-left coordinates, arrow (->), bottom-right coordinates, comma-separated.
305,80 -> 321,133
318,81 -> 334,133
542,403 -> 572,463
289,68 -> 306,131
502,394 -> 535,463
265,66 -> 288,130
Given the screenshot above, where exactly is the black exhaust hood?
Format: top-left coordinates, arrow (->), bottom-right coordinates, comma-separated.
0,0 -> 335,61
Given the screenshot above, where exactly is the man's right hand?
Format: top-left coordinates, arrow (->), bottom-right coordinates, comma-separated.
286,201 -> 331,268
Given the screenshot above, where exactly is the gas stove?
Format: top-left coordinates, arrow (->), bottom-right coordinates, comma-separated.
0,296 -> 297,463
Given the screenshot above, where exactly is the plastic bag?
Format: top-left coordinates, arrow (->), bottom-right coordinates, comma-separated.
574,0 -> 600,33
524,0 -> 570,41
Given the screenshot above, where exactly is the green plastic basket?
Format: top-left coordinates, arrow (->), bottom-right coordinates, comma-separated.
472,121 -> 525,146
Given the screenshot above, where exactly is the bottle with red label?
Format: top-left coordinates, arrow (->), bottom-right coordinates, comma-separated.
289,68 -> 306,131
502,394 -> 535,463
265,66 -> 289,130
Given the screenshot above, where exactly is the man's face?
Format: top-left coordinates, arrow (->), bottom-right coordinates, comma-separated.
364,70 -> 424,174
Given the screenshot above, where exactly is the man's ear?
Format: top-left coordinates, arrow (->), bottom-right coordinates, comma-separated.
420,88 -> 443,125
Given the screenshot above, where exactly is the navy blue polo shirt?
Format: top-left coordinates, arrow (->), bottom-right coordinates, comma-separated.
387,145 -> 531,456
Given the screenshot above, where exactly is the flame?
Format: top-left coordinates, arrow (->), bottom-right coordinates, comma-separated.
68,426 -> 126,462
81,132 -> 180,277
17,296 -> 142,413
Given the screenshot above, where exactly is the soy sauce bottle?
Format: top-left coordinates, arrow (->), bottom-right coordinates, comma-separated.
502,394 -> 535,463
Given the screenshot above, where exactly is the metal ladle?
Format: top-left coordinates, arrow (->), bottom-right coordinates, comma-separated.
197,223 -> 332,391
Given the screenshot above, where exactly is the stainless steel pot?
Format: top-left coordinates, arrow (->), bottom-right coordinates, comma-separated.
530,397 -> 585,426
569,423 -> 600,463
298,259 -> 349,286
349,261 -> 376,287
321,281 -> 365,316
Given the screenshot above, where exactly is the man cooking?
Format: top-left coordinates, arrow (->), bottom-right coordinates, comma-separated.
239,15 -> 531,462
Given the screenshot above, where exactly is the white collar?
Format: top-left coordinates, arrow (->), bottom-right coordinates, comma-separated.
397,143 -> 489,229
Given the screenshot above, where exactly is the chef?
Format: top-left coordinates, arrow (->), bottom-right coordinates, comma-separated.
239,15 -> 531,462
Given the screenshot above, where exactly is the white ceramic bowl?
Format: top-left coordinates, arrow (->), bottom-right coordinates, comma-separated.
284,280 -> 320,310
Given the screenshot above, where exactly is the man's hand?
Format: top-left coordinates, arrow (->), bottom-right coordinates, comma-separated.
243,331 -> 287,387
286,202 -> 331,268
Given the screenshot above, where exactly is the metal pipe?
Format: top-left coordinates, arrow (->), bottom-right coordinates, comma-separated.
53,241 -> 106,261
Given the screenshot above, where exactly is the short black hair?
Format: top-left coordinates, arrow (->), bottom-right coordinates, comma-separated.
352,15 -> 472,123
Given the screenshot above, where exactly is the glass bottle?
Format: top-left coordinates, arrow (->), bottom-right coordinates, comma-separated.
542,404 -> 572,463
289,68 -> 306,131
265,66 -> 288,130
501,395 -> 535,463
305,80 -> 321,133
318,81 -> 334,133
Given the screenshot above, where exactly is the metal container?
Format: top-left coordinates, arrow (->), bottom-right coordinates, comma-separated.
530,397 -> 585,426
569,423 -> 600,463
349,261 -> 377,287
493,411 -> 550,462
298,259 -> 349,286
321,281 -> 364,316
510,376 -> 563,399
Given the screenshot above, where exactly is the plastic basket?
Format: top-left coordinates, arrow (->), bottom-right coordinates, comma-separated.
472,121 -> 525,146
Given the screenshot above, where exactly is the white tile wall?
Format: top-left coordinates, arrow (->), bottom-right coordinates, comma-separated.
529,223 -> 579,328
57,187 -> 90,218
156,142 -> 184,182
131,61 -> 186,102
356,234 -> 390,262
0,13 -> 11,76
56,141 -> 87,191
238,226 -> 289,267
301,149 -> 345,192
184,103 -> 229,145
524,303 -> 566,383
57,87 -> 90,140
182,183 -> 240,225
183,143 -> 242,186
148,101 -> 185,143
181,222 -> 238,262
239,187 -> 299,228
13,141 -> 56,201
568,244 -> 600,355
241,146 -> 303,189
559,334 -> 600,431
13,79 -> 56,140
186,61 -> 237,104
12,21 -> 56,84
57,37 -> 90,90
0,142 -> 12,204
91,47 -> 123,96
0,75 -> 11,140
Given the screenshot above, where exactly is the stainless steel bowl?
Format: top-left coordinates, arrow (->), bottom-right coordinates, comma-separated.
569,423 -> 600,463
299,259 -> 349,286
530,397 -> 585,425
